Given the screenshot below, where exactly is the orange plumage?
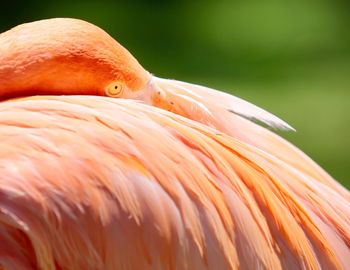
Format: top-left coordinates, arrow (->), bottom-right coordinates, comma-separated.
0,18 -> 348,270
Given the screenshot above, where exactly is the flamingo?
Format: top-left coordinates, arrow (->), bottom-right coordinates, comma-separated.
0,18 -> 348,270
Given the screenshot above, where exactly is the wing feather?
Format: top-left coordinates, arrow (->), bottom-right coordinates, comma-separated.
0,96 -> 348,269
154,77 -> 294,131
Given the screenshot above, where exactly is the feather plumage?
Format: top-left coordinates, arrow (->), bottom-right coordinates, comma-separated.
153,77 -> 294,131
0,96 -> 348,269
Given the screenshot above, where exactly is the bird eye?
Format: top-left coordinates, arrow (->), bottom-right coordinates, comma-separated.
105,82 -> 124,97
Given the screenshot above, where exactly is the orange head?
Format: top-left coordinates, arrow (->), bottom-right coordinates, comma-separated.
0,18 -> 151,100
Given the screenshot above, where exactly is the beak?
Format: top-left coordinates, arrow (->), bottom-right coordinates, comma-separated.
145,76 -> 295,132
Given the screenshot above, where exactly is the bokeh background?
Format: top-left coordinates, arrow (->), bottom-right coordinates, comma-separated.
2,0 -> 349,187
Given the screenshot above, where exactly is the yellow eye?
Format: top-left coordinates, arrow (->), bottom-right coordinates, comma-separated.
105,82 -> 124,97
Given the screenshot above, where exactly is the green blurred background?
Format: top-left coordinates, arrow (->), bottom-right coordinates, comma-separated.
1,0 -> 349,187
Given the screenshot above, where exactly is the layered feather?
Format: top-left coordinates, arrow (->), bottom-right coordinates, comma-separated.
152,77 -> 294,131
0,96 -> 348,269
152,77 -> 348,199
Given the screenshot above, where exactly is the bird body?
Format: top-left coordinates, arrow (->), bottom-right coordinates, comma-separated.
0,18 -> 349,270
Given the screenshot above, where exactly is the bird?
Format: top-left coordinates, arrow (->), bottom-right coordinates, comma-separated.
0,18 -> 348,270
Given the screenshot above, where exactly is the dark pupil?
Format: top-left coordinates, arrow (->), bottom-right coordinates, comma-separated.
114,85 -> 119,89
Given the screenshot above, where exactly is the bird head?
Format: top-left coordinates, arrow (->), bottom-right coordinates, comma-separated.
0,18 -> 152,99
0,18 -> 293,131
